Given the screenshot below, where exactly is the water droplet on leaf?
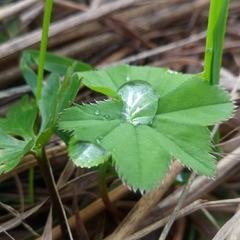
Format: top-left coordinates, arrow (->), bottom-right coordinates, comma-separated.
103,114 -> 110,120
96,136 -> 103,143
70,141 -> 110,167
167,69 -> 178,75
117,80 -> 160,125
95,110 -> 100,115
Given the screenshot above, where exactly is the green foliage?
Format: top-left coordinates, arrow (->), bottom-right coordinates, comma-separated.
69,140 -> 112,168
0,56 -> 82,173
20,50 -> 94,95
20,52 -> 38,95
0,96 -> 37,173
0,17 -> 20,43
0,0 -> 233,194
36,73 -> 81,145
203,0 -> 230,85
0,129 -> 34,174
19,49 -> 89,145
0,96 -> 37,140
59,65 -> 234,191
156,76 -> 232,125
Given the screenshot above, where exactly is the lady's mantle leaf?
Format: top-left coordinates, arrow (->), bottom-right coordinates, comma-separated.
78,65 -> 193,98
0,96 -> 37,141
101,123 -> 171,190
156,76 -> 233,125
59,102 -> 171,190
151,119 -> 217,176
37,73 -> 81,145
20,50 -> 94,94
59,100 -> 123,147
0,96 -> 37,173
68,140 -> 111,168
59,65 -> 234,191
59,100 -> 122,168
0,129 -> 34,174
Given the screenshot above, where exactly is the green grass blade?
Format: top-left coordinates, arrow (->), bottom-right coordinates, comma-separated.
36,0 -> 54,102
204,0 -> 230,85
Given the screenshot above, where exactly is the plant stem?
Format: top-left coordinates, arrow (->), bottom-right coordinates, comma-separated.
36,0 -> 54,102
28,168 -> 34,203
98,163 -> 123,220
35,147 -> 73,240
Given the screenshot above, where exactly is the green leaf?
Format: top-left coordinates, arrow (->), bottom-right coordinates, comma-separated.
38,74 -> 61,134
156,76 -> 233,125
59,100 -> 122,167
57,74 -> 82,113
37,73 -> 81,145
151,119 -> 217,176
59,101 -> 120,134
0,97 -> 37,174
59,65 -> 234,191
23,50 -> 94,76
78,65 -> 193,98
0,96 -> 37,140
101,123 -> 171,190
20,50 -> 94,95
59,101 -> 171,190
68,140 -> 111,168
0,129 -> 34,174
20,53 -> 38,95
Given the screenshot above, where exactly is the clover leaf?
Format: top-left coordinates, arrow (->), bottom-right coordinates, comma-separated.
59,65 -> 234,191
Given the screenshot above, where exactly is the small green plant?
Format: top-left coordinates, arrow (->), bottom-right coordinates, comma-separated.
0,1 -> 93,239
58,65 -> 233,191
0,0 -> 233,238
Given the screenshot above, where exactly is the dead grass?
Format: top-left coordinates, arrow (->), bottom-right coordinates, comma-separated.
0,0 -> 240,239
